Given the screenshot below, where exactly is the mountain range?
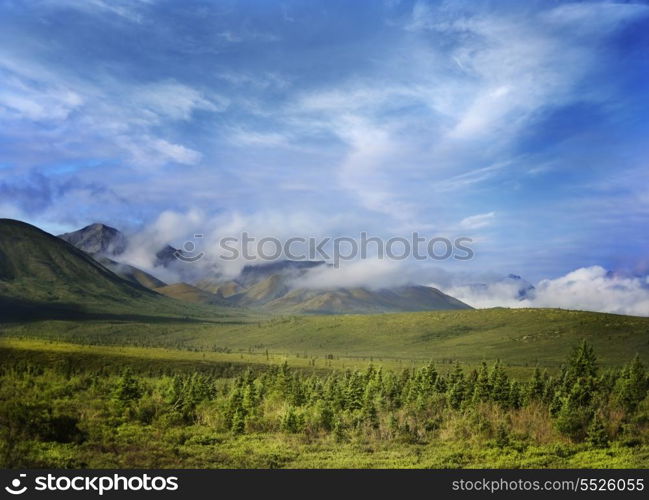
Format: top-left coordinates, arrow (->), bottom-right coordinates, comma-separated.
0,218 -> 475,316
53,222 -> 472,314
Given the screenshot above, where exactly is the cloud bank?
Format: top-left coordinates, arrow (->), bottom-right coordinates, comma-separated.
438,266 -> 649,316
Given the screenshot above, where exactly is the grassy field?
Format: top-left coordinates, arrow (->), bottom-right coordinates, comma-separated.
3,308 -> 649,368
1,340 -> 648,468
3,303 -> 649,468
0,337 -> 431,375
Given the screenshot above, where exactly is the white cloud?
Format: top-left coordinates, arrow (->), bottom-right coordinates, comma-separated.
121,209 -> 205,272
36,0 -> 155,23
439,266 -> 649,317
0,72 -> 83,122
460,211 -> 495,230
278,1 -> 649,229
117,136 -> 202,168
133,81 -> 228,121
532,266 -> 649,316
291,259 -> 411,290
0,52 -> 213,169
217,71 -> 290,90
227,128 -> 292,148
541,3 -> 649,34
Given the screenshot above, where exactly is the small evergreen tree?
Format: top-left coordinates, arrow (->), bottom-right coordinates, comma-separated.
616,355 -> 647,413
490,361 -> 510,406
281,406 -> 302,433
586,415 -> 609,448
472,362 -> 491,403
113,369 -> 141,405
568,340 -> 598,379
527,367 -> 545,403
230,408 -> 246,434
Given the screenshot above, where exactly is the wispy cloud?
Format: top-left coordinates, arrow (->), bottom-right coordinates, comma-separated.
460,212 -> 495,230
0,0 -> 648,289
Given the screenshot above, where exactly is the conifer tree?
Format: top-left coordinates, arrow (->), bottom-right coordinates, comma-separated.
490,361 -> 510,406
586,414 -> 609,448
113,369 -> 141,405
616,355 -> 647,413
472,362 -> 491,403
568,340 -> 598,379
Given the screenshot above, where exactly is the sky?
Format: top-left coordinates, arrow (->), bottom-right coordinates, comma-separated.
1,0 -> 649,313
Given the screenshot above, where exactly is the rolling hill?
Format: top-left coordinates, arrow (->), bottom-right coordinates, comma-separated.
2,307 -> 649,369
0,219 -> 154,302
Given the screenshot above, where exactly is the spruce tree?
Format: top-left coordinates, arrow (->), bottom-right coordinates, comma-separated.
472,362 -> 491,403
586,414 -> 609,448
490,361 -> 510,406
568,340 -> 598,379
617,355 -> 647,413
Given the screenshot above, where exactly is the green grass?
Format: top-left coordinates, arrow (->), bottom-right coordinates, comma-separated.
3,308 -> 649,369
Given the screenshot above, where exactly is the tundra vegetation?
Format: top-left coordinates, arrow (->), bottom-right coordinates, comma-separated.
1,341 -> 648,468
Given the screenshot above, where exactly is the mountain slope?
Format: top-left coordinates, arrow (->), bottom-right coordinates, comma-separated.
236,260 -> 326,287
0,219 -> 153,302
58,222 -> 185,290
228,274 -> 292,307
94,256 -> 167,289
154,283 -> 228,305
264,285 -> 472,314
0,219 -> 243,321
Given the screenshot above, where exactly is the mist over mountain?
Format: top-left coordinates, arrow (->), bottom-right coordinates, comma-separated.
237,260 -> 327,288
52,221 -> 472,314
457,274 -> 536,302
192,257 -> 471,313
57,222 -> 188,285
50,220 -> 649,316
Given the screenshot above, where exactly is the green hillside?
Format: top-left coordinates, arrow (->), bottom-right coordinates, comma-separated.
0,218 -> 248,322
3,308 -> 648,368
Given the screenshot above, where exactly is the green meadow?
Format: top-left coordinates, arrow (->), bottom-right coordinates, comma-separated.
2,307 -> 649,468
3,308 -> 649,367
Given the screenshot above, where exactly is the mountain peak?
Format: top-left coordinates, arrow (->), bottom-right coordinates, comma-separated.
59,222 -> 127,256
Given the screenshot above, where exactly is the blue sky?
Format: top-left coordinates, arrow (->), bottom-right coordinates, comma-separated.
1,0 -> 649,289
